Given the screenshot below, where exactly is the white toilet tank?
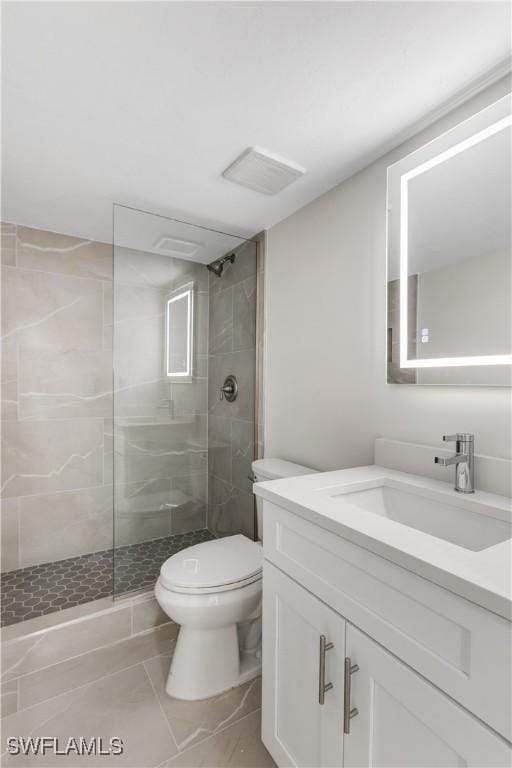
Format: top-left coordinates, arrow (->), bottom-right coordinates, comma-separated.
251,458 -> 316,541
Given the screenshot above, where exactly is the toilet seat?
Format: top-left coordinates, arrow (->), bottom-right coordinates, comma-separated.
160,571 -> 262,595
159,534 -> 262,594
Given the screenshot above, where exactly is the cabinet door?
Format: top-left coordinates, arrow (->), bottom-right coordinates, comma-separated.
344,625 -> 511,768
262,562 -> 346,767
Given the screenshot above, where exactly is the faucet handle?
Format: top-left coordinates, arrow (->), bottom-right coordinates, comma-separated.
443,433 -> 474,443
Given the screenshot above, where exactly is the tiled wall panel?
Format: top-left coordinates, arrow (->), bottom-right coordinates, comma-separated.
1,221 -> 260,569
1,222 -> 113,570
207,239 -> 258,538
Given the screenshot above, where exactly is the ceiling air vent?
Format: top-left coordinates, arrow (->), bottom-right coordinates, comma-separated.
222,147 -> 305,195
154,236 -> 203,258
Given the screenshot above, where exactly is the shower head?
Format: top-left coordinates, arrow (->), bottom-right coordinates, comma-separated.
206,260 -> 224,277
206,252 -> 236,278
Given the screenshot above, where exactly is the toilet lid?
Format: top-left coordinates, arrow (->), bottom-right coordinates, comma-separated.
159,534 -> 263,591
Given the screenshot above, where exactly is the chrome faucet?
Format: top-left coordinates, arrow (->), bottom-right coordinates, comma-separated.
434,433 -> 474,494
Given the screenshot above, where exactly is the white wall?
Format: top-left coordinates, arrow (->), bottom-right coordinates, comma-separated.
264,77 -> 512,470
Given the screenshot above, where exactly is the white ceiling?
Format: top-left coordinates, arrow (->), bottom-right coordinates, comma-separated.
2,1 -> 511,245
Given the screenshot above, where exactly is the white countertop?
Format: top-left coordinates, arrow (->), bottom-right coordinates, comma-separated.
254,465 -> 512,620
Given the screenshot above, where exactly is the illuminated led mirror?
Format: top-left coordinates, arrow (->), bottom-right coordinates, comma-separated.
387,94 -> 512,386
166,283 -> 194,381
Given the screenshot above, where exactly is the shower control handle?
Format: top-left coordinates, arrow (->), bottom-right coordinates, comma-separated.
219,375 -> 238,403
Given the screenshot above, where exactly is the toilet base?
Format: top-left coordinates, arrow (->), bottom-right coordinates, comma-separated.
166,624 -> 261,700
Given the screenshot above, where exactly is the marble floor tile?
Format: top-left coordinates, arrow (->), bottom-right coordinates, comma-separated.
1,652 -> 271,767
144,655 -> 261,752
1,680 -> 18,718
1,663 -> 177,767
162,710 -> 275,768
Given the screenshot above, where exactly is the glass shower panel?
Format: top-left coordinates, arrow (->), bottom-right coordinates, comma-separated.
112,205 -> 255,597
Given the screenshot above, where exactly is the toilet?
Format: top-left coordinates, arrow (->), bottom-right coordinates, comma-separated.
154,457 -> 315,700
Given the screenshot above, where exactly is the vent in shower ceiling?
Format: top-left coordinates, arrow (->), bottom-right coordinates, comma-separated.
222,147 -> 306,195
154,236 -> 203,258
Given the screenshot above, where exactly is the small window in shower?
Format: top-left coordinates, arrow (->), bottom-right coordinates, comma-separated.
166,282 -> 194,381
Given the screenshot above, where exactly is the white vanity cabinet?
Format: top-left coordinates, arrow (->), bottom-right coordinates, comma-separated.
262,563 -> 346,767
261,502 -> 512,768
344,625 -> 510,768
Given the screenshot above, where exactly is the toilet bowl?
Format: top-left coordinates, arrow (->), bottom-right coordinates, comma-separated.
155,458 -> 315,700
155,534 -> 262,700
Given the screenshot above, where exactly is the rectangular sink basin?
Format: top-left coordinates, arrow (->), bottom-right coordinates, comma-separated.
328,483 -> 512,551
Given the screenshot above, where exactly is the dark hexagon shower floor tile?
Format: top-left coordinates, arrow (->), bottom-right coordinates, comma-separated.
1,528 -> 215,627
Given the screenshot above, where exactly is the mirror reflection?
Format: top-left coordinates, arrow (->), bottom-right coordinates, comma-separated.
387,99 -> 512,386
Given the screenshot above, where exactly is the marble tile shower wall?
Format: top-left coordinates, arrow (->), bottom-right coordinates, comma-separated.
1,222 -> 113,572
207,240 -> 258,539
0,222 -> 209,572
113,248 -> 209,548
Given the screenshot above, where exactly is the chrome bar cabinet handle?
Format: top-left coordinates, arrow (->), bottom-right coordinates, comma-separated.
318,635 -> 334,704
344,657 -> 360,734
